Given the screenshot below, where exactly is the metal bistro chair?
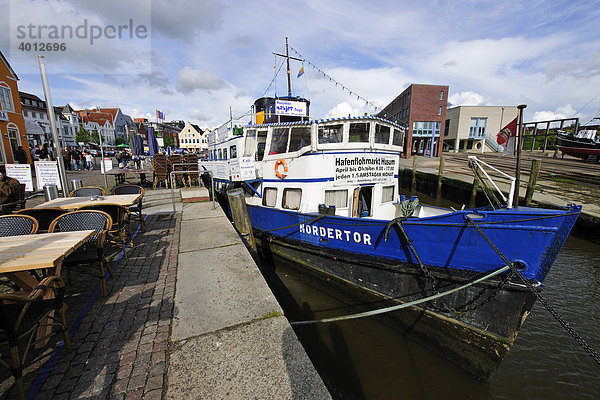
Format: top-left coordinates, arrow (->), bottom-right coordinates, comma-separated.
48,210 -> 113,297
77,203 -> 132,255
0,214 -> 38,237
16,208 -> 67,233
152,154 -> 169,189
68,186 -> 105,198
0,275 -> 71,400
111,185 -> 145,232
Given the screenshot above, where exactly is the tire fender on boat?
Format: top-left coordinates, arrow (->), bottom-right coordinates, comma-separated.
275,159 -> 288,179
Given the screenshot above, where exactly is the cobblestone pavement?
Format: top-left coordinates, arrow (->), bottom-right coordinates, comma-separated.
0,211 -> 180,399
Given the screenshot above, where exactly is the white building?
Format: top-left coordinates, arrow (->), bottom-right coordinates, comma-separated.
19,92 -> 77,147
178,121 -> 207,152
444,106 -> 518,153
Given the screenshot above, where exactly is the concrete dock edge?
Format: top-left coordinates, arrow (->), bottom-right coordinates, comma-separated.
166,201 -> 331,399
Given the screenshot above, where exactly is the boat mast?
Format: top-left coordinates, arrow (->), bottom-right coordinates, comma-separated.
273,37 -> 303,97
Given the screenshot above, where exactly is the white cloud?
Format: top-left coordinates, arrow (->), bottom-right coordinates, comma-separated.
175,67 -> 227,94
448,91 -> 486,106
189,109 -> 211,121
532,104 -> 576,121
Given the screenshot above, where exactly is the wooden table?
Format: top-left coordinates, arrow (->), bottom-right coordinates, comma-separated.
0,230 -> 95,344
34,194 -> 142,210
0,230 -> 95,289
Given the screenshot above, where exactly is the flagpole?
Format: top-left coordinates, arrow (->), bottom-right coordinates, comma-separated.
513,104 -> 527,206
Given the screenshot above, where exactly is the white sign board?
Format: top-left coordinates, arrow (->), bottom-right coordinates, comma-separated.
333,154 -> 398,186
156,137 -> 164,147
100,158 -> 113,173
229,158 -> 241,181
0,110 -> 8,121
5,164 -> 34,191
275,99 -> 307,117
34,161 -> 62,190
239,157 -> 256,180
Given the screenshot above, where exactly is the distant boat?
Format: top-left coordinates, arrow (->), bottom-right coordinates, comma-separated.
556,129 -> 600,161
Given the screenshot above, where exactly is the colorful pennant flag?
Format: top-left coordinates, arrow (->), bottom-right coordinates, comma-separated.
297,66 -> 304,78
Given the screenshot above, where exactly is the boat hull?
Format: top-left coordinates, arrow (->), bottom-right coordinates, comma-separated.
259,236 -> 534,379
556,133 -> 600,159
245,202 -> 580,378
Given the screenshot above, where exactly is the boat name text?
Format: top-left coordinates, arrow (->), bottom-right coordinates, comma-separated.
299,224 -> 372,245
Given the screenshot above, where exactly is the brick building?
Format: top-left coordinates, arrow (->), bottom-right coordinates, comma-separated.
379,83 -> 448,157
0,51 -> 30,164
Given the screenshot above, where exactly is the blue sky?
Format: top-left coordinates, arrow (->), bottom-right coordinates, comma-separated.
2,0 -> 600,129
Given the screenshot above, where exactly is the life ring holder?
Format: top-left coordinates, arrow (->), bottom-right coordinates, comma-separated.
275,159 -> 288,179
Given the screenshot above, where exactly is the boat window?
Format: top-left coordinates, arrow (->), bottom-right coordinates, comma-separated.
375,124 -> 390,144
349,122 -> 370,143
230,145 -> 237,159
382,185 -> 394,203
262,187 -> 277,207
269,127 -> 289,155
256,130 -> 267,161
244,129 -> 256,157
318,124 -> 343,144
392,128 -> 404,146
218,149 -> 223,160
288,126 -> 311,152
324,189 -> 348,208
282,188 -> 302,210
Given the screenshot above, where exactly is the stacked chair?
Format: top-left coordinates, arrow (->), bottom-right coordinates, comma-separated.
168,154 -> 186,187
152,154 -> 169,189
184,154 -> 200,186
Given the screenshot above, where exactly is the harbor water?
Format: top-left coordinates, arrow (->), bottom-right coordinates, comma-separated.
258,235 -> 600,399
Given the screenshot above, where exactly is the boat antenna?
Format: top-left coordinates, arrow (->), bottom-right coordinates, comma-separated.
273,37 -> 303,97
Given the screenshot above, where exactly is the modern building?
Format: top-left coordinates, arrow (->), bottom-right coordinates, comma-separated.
0,52 -> 30,163
444,106 -> 518,153
379,83 -> 448,157
178,122 -> 207,152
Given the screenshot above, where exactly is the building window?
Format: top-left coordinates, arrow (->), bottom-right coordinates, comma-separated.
469,118 -> 487,138
444,119 -> 450,137
438,106 -> 442,116
282,188 -> 302,210
348,122 -> 369,143
0,85 -> 14,112
8,128 -> 19,157
324,189 -> 348,208
382,185 -> 394,203
440,90 -> 444,101
262,187 -> 277,207
412,121 -> 441,137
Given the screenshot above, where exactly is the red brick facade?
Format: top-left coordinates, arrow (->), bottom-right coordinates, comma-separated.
381,84 -> 448,157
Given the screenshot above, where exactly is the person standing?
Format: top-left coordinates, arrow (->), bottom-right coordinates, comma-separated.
85,152 -> 93,170
14,146 -> 28,164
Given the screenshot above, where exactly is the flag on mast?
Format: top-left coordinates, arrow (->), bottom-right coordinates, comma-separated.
497,117 -> 517,156
297,65 -> 304,78
156,110 -> 165,120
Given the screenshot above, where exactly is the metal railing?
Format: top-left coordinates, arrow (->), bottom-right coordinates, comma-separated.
468,155 -> 516,208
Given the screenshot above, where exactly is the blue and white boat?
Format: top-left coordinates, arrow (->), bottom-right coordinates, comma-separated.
200,103 -> 580,378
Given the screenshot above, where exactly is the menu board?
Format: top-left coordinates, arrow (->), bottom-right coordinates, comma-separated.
34,161 -> 62,190
5,164 -> 34,191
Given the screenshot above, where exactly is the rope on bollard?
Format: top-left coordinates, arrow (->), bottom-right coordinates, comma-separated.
289,265 -> 510,325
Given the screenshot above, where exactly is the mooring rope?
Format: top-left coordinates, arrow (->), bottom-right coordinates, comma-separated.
263,215 -> 325,232
289,265 -> 510,325
466,216 -> 600,367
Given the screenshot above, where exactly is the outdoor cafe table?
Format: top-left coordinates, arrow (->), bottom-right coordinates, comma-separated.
106,167 -> 152,185
0,230 -> 95,290
34,193 -> 143,210
0,230 -> 95,343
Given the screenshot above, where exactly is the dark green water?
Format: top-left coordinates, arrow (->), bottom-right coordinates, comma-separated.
259,235 -> 600,399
